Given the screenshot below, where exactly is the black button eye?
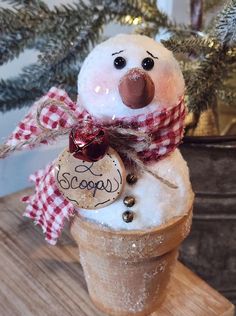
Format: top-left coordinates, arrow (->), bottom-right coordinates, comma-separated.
142,57 -> 154,71
114,56 -> 126,69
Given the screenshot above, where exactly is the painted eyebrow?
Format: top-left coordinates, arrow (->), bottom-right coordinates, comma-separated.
146,51 -> 159,59
112,50 -> 124,56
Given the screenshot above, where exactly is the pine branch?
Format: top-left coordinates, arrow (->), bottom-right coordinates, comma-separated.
0,0 -> 235,116
0,0 -> 167,105
162,36 -> 220,55
0,6 -> 49,34
0,31 -> 35,65
0,3 -> 109,111
217,88 -> 236,106
0,64 -> 78,112
164,1 -> 236,114
0,4 -> 51,64
2,0 -> 46,7
38,3 -> 107,70
0,3 -> 85,37
186,47 -> 229,114
0,7 -> 17,33
0,2 -> 101,76
39,0 -> 164,71
215,0 -> 236,47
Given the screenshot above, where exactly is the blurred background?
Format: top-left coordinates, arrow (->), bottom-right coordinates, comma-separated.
0,0 -> 235,306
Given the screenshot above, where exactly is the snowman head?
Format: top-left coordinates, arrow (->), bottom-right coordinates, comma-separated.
77,34 -> 184,120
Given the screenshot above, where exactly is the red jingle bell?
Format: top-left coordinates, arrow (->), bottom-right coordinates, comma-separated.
69,126 -> 109,162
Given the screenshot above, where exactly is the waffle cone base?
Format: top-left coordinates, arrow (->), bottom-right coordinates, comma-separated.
71,208 -> 192,316
90,290 -> 167,316
87,250 -> 176,316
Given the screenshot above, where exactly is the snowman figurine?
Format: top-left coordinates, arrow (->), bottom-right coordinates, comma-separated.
1,34 -> 195,315
70,34 -> 194,229
2,33 -> 194,239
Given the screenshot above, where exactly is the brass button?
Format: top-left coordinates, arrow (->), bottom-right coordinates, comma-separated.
122,210 -> 134,223
126,173 -> 138,185
123,196 -> 135,207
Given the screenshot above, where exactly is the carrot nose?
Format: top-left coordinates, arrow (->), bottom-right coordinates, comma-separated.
118,68 -> 155,109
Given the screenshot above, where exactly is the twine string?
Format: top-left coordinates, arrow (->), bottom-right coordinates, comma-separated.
0,99 -> 178,189
36,99 -> 78,131
118,148 -> 178,189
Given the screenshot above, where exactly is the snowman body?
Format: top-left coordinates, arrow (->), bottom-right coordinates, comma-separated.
77,34 -> 194,230
79,149 -> 193,230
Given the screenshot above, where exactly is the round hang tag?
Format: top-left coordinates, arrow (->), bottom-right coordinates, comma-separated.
54,147 -> 126,209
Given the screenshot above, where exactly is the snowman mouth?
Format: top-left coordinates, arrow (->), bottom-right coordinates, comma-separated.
118,68 -> 155,109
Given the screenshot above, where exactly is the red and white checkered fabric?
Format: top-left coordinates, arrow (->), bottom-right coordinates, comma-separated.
6,87 -> 86,148
112,98 -> 186,162
22,162 -> 74,244
5,87 -> 186,244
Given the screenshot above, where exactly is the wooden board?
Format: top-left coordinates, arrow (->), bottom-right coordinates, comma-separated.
0,188 -> 234,316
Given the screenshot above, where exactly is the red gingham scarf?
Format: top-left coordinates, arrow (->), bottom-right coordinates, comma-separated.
5,87 -> 186,244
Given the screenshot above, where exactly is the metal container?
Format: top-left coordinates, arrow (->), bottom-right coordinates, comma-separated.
180,136 -> 236,305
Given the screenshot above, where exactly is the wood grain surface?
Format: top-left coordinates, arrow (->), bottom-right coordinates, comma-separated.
0,189 -> 235,316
